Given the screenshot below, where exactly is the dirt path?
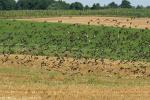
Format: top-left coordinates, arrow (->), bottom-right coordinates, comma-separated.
18,16 -> 150,29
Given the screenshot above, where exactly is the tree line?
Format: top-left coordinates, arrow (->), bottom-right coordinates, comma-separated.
0,0 -> 149,10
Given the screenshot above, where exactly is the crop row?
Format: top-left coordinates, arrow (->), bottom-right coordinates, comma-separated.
0,9 -> 150,18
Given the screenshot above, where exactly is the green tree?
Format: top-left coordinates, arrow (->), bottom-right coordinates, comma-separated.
0,0 -> 16,10
136,5 -> 144,9
17,0 -> 55,10
84,5 -> 90,10
147,6 -> 150,9
17,0 -> 32,9
91,3 -> 101,10
120,0 -> 132,8
69,2 -> 84,10
48,0 -> 70,10
108,2 -> 118,8
36,0 -> 55,10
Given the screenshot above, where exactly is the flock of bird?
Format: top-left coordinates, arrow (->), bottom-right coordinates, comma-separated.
0,19 -> 150,79
0,53 -> 150,79
87,17 -> 150,29
57,17 -> 150,29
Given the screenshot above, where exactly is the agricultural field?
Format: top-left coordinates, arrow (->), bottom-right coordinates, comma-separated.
0,18 -> 150,99
0,9 -> 150,18
1,0 -> 150,98
0,20 -> 150,61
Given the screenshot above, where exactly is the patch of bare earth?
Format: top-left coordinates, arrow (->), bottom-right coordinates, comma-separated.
18,16 -> 150,29
1,54 -> 150,99
0,54 -> 150,78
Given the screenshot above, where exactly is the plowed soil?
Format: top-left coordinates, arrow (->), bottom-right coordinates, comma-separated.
18,16 -> 150,29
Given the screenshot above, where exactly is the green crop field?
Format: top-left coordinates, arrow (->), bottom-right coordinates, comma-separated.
0,20 -> 150,61
0,9 -> 150,18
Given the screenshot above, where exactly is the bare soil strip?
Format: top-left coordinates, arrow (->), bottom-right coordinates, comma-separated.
17,16 -> 150,29
1,54 -> 150,78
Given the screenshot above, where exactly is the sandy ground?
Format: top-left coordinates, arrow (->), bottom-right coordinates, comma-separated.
18,16 -> 150,29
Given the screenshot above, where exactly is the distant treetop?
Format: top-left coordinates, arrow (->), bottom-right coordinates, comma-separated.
0,0 -> 149,10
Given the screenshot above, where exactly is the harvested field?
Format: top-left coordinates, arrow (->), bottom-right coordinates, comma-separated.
18,16 -> 150,29
1,55 -> 150,99
1,86 -> 150,100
